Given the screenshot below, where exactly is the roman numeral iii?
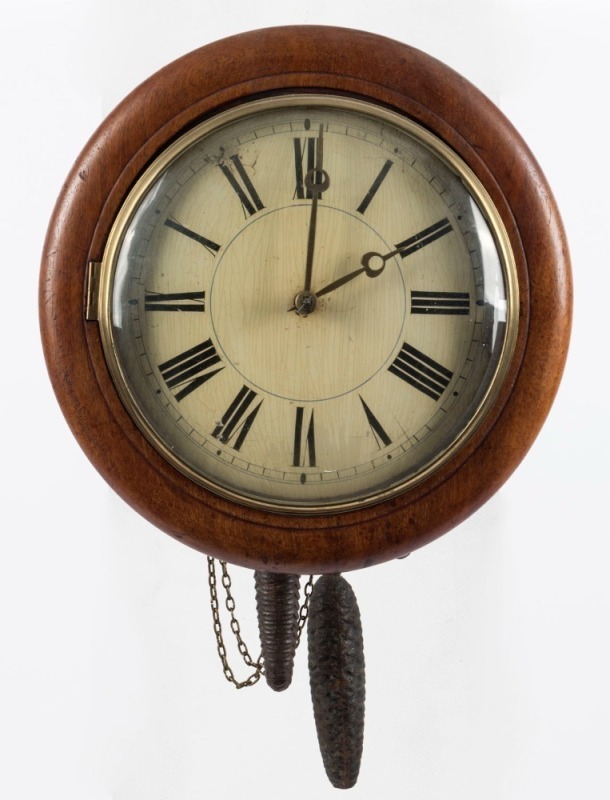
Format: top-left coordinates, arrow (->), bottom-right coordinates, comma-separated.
411,291 -> 470,315
158,339 -> 223,402
389,343 -> 453,401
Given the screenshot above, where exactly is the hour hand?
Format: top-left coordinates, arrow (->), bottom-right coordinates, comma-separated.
313,251 -> 388,301
288,249 -> 388,312
314,218 -> 456,302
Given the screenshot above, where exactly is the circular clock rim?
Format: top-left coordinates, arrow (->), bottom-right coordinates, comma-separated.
39,25 -> 572,574
98,93 -> 520,514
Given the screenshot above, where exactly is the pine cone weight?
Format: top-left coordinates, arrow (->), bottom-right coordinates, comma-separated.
254,571 -> 300,691
308,574 -> 365,789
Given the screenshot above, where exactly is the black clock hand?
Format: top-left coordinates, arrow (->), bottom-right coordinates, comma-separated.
293,125 -> 330,316
314,218 -> 456,301
288,248 -> 387,312
313,250 -> 388,300
303,124 -> 329,291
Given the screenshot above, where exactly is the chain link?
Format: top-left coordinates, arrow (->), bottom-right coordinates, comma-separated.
207,557 -> 315,689
296,574 -> 315,649
208,557 -> 263,688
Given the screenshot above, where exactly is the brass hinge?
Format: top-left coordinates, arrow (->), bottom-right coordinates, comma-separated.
85,261 -> 102,321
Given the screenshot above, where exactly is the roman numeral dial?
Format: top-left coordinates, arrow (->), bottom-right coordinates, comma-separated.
411,291 -> 470,315
359,397 -> 392,448
294,135 -> 325,200
164,218 -> 221,255
389,343 -> 453,401
158,339 -> 223,402
395,218 -> 453,258
357,159 -> 393,214
106,99 -> 510,512
293,407 -> 316,467
212,386 -> 263,451
145,290 -> 205,312
219,155 -> 265,217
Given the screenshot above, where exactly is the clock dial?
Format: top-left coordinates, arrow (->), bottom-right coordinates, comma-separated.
100,95 -> 517,512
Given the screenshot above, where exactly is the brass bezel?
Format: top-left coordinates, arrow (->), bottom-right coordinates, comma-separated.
98,94 -> 519,515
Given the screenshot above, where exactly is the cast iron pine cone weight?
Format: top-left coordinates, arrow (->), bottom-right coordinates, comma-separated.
254,572 -> 300,691
307,574 -> 365,789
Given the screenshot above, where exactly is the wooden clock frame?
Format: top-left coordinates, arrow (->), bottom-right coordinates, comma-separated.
39,26 -> 572,575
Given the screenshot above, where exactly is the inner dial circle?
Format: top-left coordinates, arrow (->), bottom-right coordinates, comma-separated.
210,205 -> 406,402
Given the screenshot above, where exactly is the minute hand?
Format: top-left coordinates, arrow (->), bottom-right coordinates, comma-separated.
303,124 -> 330,293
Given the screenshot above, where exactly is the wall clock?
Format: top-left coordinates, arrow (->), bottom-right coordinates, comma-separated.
39,25 -> 571,789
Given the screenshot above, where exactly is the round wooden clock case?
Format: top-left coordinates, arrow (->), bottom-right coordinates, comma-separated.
39,26 -> 572,575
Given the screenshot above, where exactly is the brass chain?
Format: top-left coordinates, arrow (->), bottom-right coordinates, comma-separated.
296,574 -> 315,648
207,557 -> 315,689
207,557 -> 263,688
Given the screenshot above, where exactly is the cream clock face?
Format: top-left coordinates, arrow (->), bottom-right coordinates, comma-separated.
100,95 -> 517,512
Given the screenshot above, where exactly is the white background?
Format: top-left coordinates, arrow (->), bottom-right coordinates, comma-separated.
1,2 -> 608,798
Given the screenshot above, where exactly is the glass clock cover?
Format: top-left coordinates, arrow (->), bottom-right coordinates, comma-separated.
100,96 -> 517,513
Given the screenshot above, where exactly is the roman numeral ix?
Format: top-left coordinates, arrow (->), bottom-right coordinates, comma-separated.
158,339 -> 223,402
145,290 -> 206,312
389,343 -> 453,401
